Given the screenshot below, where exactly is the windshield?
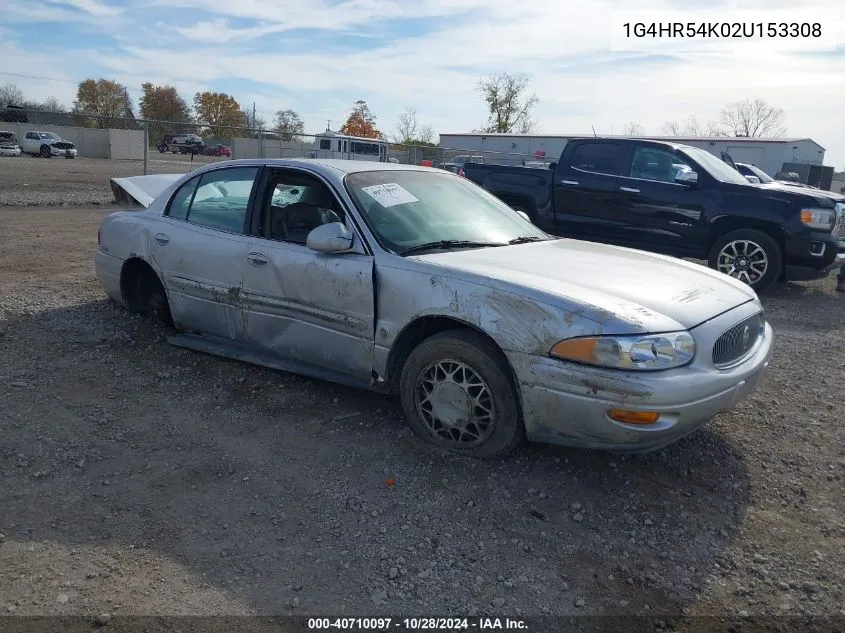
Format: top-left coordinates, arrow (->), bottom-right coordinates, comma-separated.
344,170 -> 551,254
680,146 -> 751,186
39,132 -> 60,140
745,164 -> 773,183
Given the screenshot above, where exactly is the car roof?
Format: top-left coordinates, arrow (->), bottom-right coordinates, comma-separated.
205,158 -> 443,176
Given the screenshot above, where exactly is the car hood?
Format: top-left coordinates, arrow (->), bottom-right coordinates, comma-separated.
758,181 -> 845,203
412,238 -> 758,332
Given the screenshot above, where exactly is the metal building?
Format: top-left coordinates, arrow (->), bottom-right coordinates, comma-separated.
438,132 -> 825,180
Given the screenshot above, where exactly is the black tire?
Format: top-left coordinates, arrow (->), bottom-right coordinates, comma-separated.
398,329 -> 525,459
707,228 -> 782,292
40,144 -> 52,158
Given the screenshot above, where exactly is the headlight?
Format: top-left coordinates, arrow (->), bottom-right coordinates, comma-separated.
550,332 -> 696,371
800,208 -> 835,231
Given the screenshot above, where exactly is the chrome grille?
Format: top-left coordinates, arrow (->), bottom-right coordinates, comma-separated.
712,312 -> 764,368
54,142 -> 74,149
837,204 -> 845,237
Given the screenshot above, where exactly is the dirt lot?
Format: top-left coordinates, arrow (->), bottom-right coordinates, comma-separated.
0,154 -> 226,207
1,207 -> 844,629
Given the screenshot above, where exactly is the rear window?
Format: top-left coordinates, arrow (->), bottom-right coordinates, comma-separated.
569,142 -> 627,176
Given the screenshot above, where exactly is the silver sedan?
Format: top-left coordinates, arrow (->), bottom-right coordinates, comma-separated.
97,159 -> 773,458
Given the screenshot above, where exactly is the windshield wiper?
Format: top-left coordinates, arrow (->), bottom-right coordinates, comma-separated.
399,240 -> 507,255
507,236 -> 548,245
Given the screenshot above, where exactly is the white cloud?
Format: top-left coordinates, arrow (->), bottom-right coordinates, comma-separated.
47,0 -> 123,16
3,0 -> 845,167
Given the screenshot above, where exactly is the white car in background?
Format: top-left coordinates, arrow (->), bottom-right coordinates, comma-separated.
21,130 -> 78,158
0,131 -> 21,157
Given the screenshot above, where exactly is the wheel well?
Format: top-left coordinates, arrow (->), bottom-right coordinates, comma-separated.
707,217 -> 785,255
385,316 -> 522,402
119,257 -> 163,312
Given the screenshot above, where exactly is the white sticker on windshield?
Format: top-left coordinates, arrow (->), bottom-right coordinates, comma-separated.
361,183 -> 419,208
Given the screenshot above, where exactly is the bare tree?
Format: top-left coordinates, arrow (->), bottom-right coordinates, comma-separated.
418,124 -> 436,144
620,122 -> 644,136
719,98 -> 786,137
392,106 -> 437,144
39,96 -> 66,112
662,114 -> 725,137
393,106 -> 419,144
0,83 -> 25,107
477,72 -> 539,133
517,116 -> 538,134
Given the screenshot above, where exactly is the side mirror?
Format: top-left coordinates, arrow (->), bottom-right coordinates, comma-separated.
744,175 -> 761,184
516,210 -> 531,222
306,222 -> 354,253
674,170 -> 698,186
548,162 -> 557,171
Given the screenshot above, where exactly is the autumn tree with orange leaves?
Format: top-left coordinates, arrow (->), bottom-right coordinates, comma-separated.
193,91 -> 247,139
339,100 -> 382,139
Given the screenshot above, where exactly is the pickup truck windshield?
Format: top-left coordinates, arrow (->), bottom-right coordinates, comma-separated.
344,170 -> 550,253
679,146 -> 751,186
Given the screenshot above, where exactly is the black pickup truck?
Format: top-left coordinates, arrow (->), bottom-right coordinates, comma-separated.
461,138 -> 845,291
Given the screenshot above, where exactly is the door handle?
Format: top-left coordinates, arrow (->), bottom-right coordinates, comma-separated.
154,233 -> 169,245
619,186 -> 640,193
246,252 -> 268,266
560,180 -> 579,185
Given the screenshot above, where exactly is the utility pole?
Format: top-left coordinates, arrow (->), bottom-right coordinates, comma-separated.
252,102 -> 256,137
326,119 -> 331,131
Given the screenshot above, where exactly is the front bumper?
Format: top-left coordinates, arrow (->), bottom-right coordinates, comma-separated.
0,147 -> 21,156
510,300 -> 773,453
51,146 -> 77,157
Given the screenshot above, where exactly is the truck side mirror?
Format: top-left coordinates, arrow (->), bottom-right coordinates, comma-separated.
548,162 -> 557,171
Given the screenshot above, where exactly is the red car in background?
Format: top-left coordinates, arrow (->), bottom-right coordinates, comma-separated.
204,144 -> 231,157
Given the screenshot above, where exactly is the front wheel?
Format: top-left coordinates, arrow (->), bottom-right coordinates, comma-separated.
707,228 -> 782,292
398,329 -> 525,459
40,145 -> 52,158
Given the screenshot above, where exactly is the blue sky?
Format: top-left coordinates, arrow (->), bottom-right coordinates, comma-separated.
2,0 -> 845,167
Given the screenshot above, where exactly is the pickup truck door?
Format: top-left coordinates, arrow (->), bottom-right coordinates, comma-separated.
551,141 -> 631,242
614,144 -> 708,256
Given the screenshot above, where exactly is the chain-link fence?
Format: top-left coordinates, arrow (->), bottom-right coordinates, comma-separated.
0,107 -> 536,206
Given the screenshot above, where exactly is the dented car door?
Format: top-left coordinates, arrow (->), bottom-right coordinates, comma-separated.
240,168 -> 376,382
150,166 -> 260,340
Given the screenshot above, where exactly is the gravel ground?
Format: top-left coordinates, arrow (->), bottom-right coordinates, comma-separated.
0,154 -> 226,207
1,207 -> 844,631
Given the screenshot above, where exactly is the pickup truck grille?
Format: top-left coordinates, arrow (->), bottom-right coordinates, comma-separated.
53,142 -> 74,150
713,312 -> 764,368
837,204 -> 845,237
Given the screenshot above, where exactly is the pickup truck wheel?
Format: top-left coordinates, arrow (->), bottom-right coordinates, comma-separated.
40,145 -> 52,158
398,329 -> 525,459
708,229 -> 782,292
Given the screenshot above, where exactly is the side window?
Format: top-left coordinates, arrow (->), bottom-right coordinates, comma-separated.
570,143 -> 626,176
26,132 -> 37,140
184,167 -> 259,233
261,171 -> 345,245
166,176 -> 200,220
629,147 -> 692,183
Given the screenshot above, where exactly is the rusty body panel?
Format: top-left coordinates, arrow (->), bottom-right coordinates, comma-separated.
95,159 -> 773,453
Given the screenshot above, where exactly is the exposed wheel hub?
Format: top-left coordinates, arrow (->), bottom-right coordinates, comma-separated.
428,382 -> 471,428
